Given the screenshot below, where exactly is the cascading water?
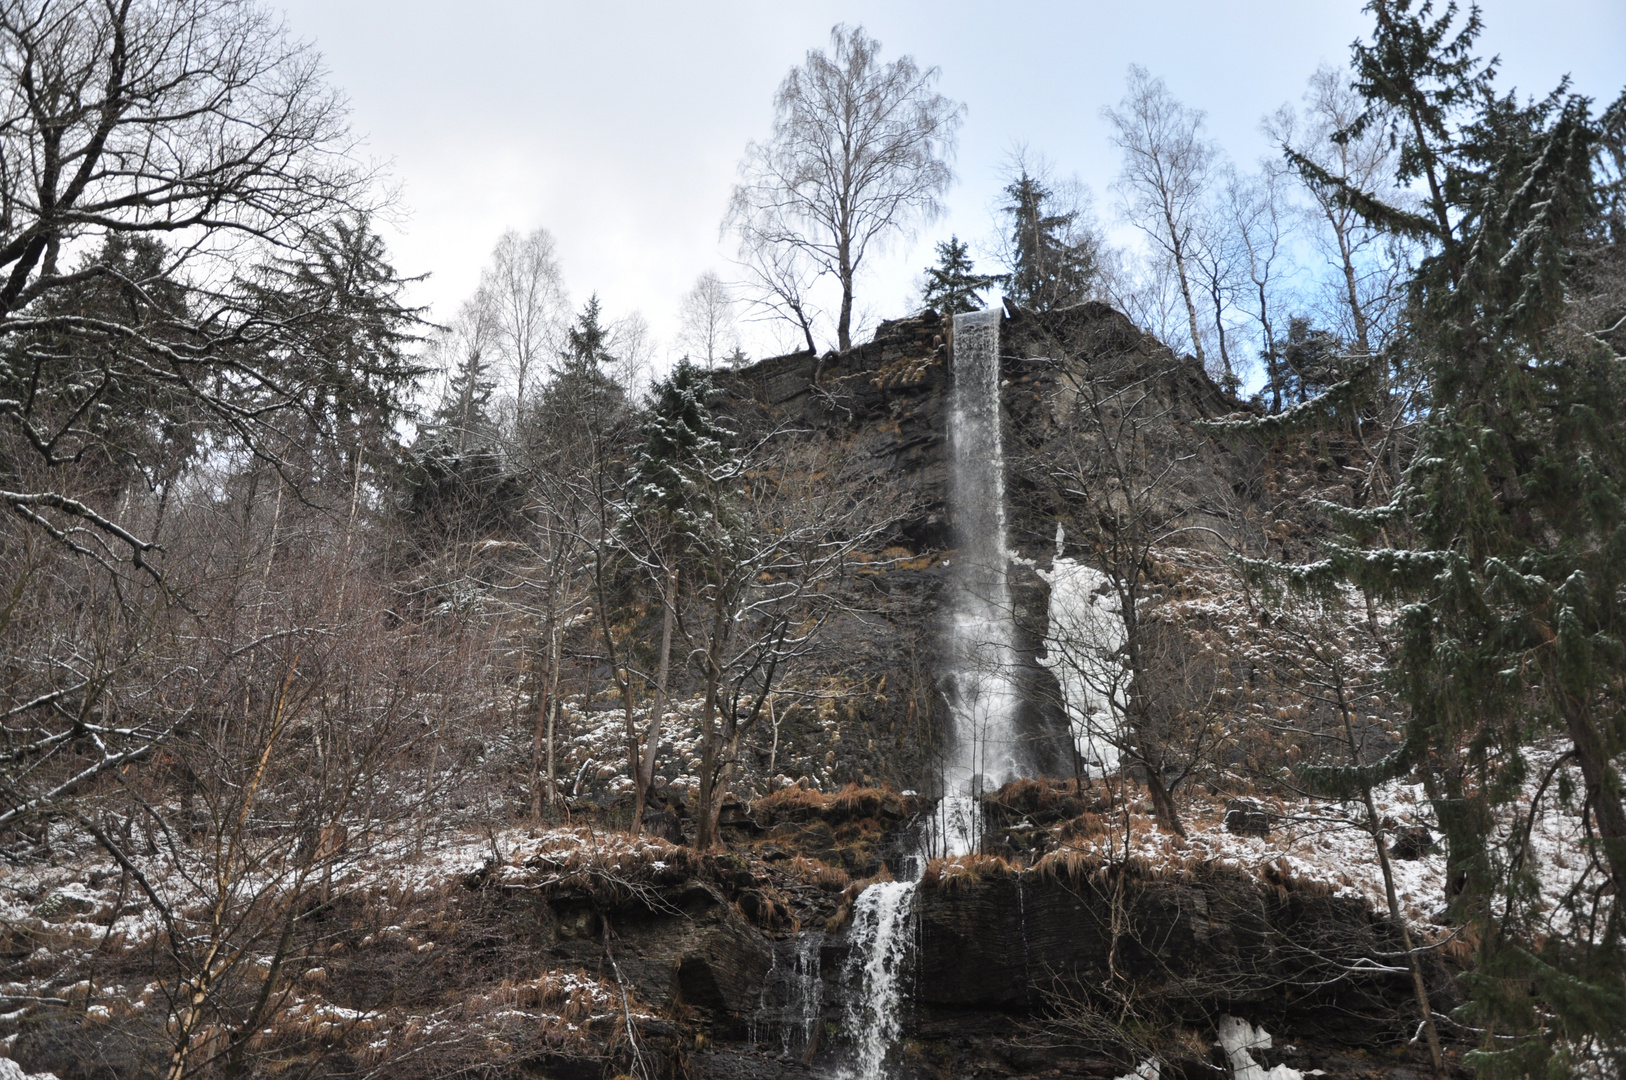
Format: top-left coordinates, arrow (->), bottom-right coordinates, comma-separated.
836,880 -> 918,1080
751,931 -> 823,1059
935,305 -> 1025,855
824,309 -> 1140,1079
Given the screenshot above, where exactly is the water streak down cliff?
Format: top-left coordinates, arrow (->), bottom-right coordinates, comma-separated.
936,305 -> 1028,854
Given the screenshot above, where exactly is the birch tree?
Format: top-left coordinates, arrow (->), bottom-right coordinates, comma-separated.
1104,66 -> 1217,368
676,270 -> 739,370
727,24 -> 962,352
478,227 -> 567,415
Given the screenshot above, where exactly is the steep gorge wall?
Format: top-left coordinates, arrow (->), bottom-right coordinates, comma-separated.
450,856 -> 1456,1080
716,302 -> 1272,794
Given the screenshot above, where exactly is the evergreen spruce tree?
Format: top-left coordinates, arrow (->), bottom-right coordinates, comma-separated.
403,338 -> 518,544
1272,318 -> 1349,405
627,360 -> 737,543
921,235 -> 999,314
619,360 -> 743,833
1000,170 -> 1098,310
243,214 -> 428,478
432,342 -> 497,453
1259,1 -> 1626,1072
529,292 -> 628,450
559,293 -> 615,377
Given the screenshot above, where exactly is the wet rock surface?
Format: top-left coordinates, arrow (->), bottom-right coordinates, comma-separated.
484,852 -> 1456,1078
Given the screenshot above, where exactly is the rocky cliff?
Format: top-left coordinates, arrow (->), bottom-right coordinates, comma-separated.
711,301 -> 1278,796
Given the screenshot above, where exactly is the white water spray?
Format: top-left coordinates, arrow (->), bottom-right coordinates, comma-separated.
751,931 -> 823,1059
935,305 -> 1025,855
837,880 -> 918,1080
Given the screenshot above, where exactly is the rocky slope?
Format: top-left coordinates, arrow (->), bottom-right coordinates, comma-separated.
1,305 -> 1471,1079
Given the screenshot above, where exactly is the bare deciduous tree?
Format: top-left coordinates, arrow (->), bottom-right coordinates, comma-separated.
0,0 -> 408,828
1186,169 -> 1246,393
1222,164 -> 1295,409
679,437 -> 892,848
727,23 -> 962,352
1267,65 -> 1419,493
1028,327 -> 1245,837
476,228 -> 568,416
607,308 -> 657,393
676,270 -> 739,369
1104,66 -> 1217,371
1262,598 -> 1446,1074
733,239 -> 823,356
1267,65 -> 1410,360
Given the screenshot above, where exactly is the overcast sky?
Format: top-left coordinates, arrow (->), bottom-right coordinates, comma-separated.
276,0 -> 1626,366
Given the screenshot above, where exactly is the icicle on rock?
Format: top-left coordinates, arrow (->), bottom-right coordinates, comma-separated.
1037,523 -> 1130,777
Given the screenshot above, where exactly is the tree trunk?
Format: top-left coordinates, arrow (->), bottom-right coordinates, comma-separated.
1338,685 -> 1444,1075
1141,763 -> 1187,838
530,615 -> 558,820
1208,274 -> 1234,390
707,724 -> 745,848
1162,212 -> 1205,365
544,623 -> 562,812
1333,220 -> 1371,357
529,691 -> 546,820
693,674 -> 722,850
837,241 -> 854,352
617,662 -> 638,828
693,592 -> 731,849
1561,696 -> 1626,890
1258,279 -> 1281,413
633,569 -> 677,836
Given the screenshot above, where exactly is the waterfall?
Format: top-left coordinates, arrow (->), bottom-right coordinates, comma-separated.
836,880 -> 918,1080
936,305 -> 1025,855
751,930 -> 823,1059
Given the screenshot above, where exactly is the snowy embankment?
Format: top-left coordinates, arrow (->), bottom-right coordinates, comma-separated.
0,821 -> 672,1071
1025,745 -> 1595,936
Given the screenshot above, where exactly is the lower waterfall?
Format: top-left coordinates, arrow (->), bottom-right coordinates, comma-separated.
836,879 -> 918,1079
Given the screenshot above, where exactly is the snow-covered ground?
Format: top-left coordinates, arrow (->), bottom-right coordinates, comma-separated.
1024,745 -> 1599,938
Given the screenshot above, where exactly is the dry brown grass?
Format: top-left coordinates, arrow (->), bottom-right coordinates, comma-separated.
983,776 -> 1114,832
830,785 -> 887,818
785,855 -> 850,891
1056,812 -> 1108,842
921,853 -> 1017,893
752,784 -> 832,820
1031,845 -> 1219,887
751,782 -> 905,825
1031,847 -> 1111,884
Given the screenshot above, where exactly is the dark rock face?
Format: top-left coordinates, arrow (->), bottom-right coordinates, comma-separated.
914,868 -> 1446,1038
528,882 -> 772,1033
716,317 -> 958,792
1224,799 -> 1273,836
682,866 -> 1454,1079
716,303 -> 1268,794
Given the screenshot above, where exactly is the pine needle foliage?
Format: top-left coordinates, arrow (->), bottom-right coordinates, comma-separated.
921,235 -> 998,314
624,360 -> 743,568
1246,1 -> 1626,1071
